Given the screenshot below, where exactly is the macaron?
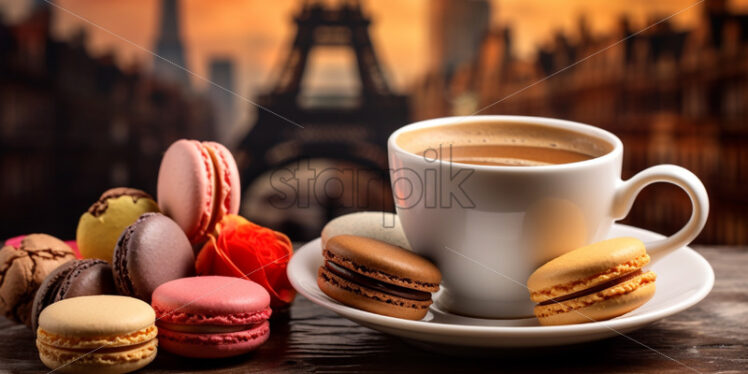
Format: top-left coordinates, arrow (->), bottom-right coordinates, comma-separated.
31,259 -> 117,332
0,234 -> 76,326
317,235 -> 441,320
152,276 -> 272,358
157,139 -> 241,245
112,213 -> 195,302
321,211 -> 411,250
76,188 -> 160,262
5,235 -> 81,259
36,295 -> 157,374
527,237 -> 657,326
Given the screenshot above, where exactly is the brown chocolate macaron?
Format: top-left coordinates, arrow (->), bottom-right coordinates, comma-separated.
113,212 -> 196,302
317,235 -> 441,320
31,259 -> 117,332
0,234 -> 76,326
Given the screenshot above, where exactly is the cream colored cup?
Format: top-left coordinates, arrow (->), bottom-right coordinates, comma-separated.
388,115 -> 708,318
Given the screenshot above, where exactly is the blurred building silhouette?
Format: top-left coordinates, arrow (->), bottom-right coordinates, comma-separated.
0,5 -> 214,239
237,0 -> 408,240
429,0 -> 491,80
208,58 -> 237,144
413,0 -> 748,244
154,0 -> 190,89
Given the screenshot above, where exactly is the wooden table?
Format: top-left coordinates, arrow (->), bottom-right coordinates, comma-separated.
1,247 -> 745,373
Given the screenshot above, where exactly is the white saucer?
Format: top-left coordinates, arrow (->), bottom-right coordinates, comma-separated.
287,224 -> 714,349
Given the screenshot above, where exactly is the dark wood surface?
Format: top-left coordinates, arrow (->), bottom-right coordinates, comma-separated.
1,247 -> 745,374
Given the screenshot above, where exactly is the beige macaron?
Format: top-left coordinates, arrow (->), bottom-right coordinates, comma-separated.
321,211 -> 411,249
36,295 -> 157,373
527,237 -> 656,326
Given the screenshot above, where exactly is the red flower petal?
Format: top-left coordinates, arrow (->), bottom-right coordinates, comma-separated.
196,214 -> 296,308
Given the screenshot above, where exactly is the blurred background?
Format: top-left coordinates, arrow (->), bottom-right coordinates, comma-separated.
1,0 -> 746,244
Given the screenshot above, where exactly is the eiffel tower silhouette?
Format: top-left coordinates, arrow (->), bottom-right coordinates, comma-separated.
236,0 -> 409,200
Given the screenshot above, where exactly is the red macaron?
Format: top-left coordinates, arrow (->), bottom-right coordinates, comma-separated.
151,276 -> 272,358
157,139 -> 241,244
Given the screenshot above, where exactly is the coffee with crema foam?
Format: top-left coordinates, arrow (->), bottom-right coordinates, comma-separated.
396,121 -> 613,166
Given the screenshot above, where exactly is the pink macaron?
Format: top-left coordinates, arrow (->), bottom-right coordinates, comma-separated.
157,139 -> 241,245
151,276 -> 271,358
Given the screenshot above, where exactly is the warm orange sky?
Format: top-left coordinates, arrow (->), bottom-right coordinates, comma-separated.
2,0 -> 747,133
6,1 -> 747,88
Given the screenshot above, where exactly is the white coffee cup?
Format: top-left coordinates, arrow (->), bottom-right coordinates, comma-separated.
387,115 -> 708,318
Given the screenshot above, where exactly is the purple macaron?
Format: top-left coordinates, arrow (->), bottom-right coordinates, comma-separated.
112,213 -> 195,302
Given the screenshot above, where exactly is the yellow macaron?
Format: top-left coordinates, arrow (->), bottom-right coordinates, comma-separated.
76,188 -> 159,262
36,295 -> 157,374
527,237 -> 656,326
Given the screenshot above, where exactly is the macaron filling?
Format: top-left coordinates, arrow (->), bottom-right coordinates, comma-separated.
37,338 -> 155,354
537,269 -> 645,306
202,144 -> 224,240
324,261 -> 432,301
322,246 -> 440,291
157,321 -> 264,334
157,321 -> 270,349
193,141 -> 216,242
36,324 -> 158,349
205,143 -> 234,217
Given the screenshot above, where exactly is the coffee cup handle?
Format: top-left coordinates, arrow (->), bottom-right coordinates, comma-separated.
612,164 -> 709,263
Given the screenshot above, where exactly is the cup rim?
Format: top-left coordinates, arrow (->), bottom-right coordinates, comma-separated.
388,115 -> 623,172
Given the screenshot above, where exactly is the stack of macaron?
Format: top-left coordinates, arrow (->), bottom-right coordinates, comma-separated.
69,189 -> 198,306
1,138 -> 294,372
